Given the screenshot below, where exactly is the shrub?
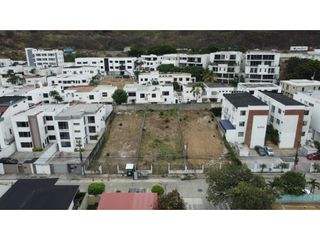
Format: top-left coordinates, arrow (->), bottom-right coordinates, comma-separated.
88,182 -> 105,195
32,147 -> 43,152
151,184 -> 165,196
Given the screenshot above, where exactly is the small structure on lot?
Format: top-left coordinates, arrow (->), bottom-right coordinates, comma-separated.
97,192 -> 158,210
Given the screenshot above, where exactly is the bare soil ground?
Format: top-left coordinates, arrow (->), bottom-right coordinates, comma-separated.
180,111 -> 224,166
273,203 -> 320,210
99,77 -> 135,89
97,111 -> 144,173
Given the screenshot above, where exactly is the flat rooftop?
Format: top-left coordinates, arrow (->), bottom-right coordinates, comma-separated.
281,79 -> 320,86
205,82 -> 233,88
238,82 -> 280,88
67,85 -> 116,93
261,91 -> 304,106
14,104 -> 68,117
55,103 -> 105,119
0,96 -> 26,106
223,92 -> 267,108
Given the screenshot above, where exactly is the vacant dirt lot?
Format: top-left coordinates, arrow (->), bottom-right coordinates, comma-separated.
99,77 -> 135,89
181,111 -> 224,166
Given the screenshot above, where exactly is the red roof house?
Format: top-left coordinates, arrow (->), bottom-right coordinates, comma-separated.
97,192 -> 158,210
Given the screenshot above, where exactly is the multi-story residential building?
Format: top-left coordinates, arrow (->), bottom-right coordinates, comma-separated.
178,54 -> 210,68
105,57 -> 136,77
237,82 -> 281,95
62,66 -> 101,76
220,92 -> 269,148
159,54 -> 180,66
138,71 -> 195,85
64,85 -> 117,104
12,104 -> 69,152
180,83 -> 236,103
208,51 -> 243,83
123,84 -> 175,104
294,91 -> 320,141
0,96 -> 29,158
25,85 -> 64,106
244,51 -> 280,83
55,104 -> 110,152
289,46 -> 309,52
0,65 -> 24,75
47,74 -> 92,89
139,55 -> 160,71
25,48 -> 64,67
280,79 -> 320,98
75,58 -> 106,75
255,91 -> 311,148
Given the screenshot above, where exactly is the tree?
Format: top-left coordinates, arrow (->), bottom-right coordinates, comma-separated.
172,81 -> 181,92
128,47 -> 145,57
202,69 -> 217,82
191,82 -> 205,102
260,163 -> 267,173
148,45 -> 176,55
266,125 -> 280,145
157,64 -> 180,73
313,163 -> 320,173
151,184 -> 165,196
307,178 -> 320,194
272,171 -> 306,195
112,89 -> 128,105
6,75 -> 25,85
183,66 -> 205,81
284,57 -> 320,80
158,190 -> 185,210
88,182 -> 105,196
49,90 -> 63,103
228,182 -> 276,210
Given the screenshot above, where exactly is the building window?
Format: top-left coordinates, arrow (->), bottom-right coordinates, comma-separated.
87,116 -> 95,124
239,121 -> 245,127
88,126 -> 96,133
140,93 -> 145,98
48,135 -> 56,140
278,108 -> 282,114
73,123 -> 80,125
276,119 -> 280,125
47,125 -> 55,131
18,132 -> 31,138
61,141 -> 71,147
304,110 -> 309,115
270,116 -> 274,123
58,122 -> 69,130
89,95 -> 94,100
238,132 -> 244,137
240,111 -> 246,116
302,132 -> 305,136
60,132 -> 70,139
45,116 -> 53,121
162,91 -> 169,96
102,92 -> 108,97
90,135 -> 98,140
21,142 -> 32,148
152,93 -> 156,98
27,96 -> 32,101
43,93 -> 49,98
271,105 -> 275,113
17,122 -> 29,128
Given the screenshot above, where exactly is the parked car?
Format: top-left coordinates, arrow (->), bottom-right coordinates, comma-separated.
306,152 -> 320,160
255,145 -> 267,156
264,146 -> 274,156
0,158 -> 18,164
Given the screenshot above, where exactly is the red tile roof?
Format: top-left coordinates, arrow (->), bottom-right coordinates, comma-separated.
0,106 -> 8,117
97,192 -> 158,210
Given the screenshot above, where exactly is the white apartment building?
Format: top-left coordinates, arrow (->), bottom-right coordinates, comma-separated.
64,85 -> 117,104
62,66 -> 101,76
12,104 -> 69,152
159,54 -> 180,66
25,48 -> 64,67
290,46 -> 309,52
106,57 -> 137,77
54,104 -> 110,152
245,51 -> 280,83
138,71 -> 195,85
0,59 -> 13,67
237,82 -> 281,95
255,91 -> 311,148
180,83 -> 236,103
294,91 -> 320,141
220,92 -> 269,148
24,76 -> 47,86
208,51 -> 243,83
178,54 -> 210,68
75,57 -> 106,75
23,66 -> 62,77
0,65 -> 24,75
25,85 -> 64,106
123,84 -> 175,104
139,55 -> 160,71
47,74 -> 92,89
280,79 -> 320,98
0,96 -> 29,158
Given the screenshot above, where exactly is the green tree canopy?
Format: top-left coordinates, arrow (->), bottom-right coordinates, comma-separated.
157,64 -> 180,73
158,190 -> 185,210
151,184 -> 165,196
272,171 -> 306,195
112,89 -> 128,105
183,66 -> 205,81
148,45 -> 177,55
285,57 -> 320,80
128,47 -> 145,57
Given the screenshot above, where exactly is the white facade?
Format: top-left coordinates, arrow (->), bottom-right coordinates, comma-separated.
208,51 -> 243,83
62,66 -> 101,76
139,55 -> 160,71
124,84 -> 175,104
221,93 -> 269,148
12,104 -> 68,152
280,79 -> 320,98
290,46 -> 309,52
158,54 -> 210,69
25,85 -> 64,106
25,48 -> 64,67
0,65 -> 24,75
64,85 -> 117,104
237,82 -> 281,95
75,58 -> 106,75
294,91 -> 320,141
255,91 -> 311,148
245,51 -> 280,83
0,59 -> 13,67
47,74 -> 92,89
55,104 -> 110,152
138,71 -> 195,85
106,57 -> 136,77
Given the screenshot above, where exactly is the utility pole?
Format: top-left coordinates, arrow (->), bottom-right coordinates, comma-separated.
76,140 -> 85,176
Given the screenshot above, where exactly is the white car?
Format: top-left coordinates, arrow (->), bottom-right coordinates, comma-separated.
264,146 -> 274,156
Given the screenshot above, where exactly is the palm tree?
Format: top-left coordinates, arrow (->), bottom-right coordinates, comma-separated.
191,82 -> 205,102
307,178 -> 320,194
202,69 -> 217,82
260,164 -> 267,173
277,162 -> 289,173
